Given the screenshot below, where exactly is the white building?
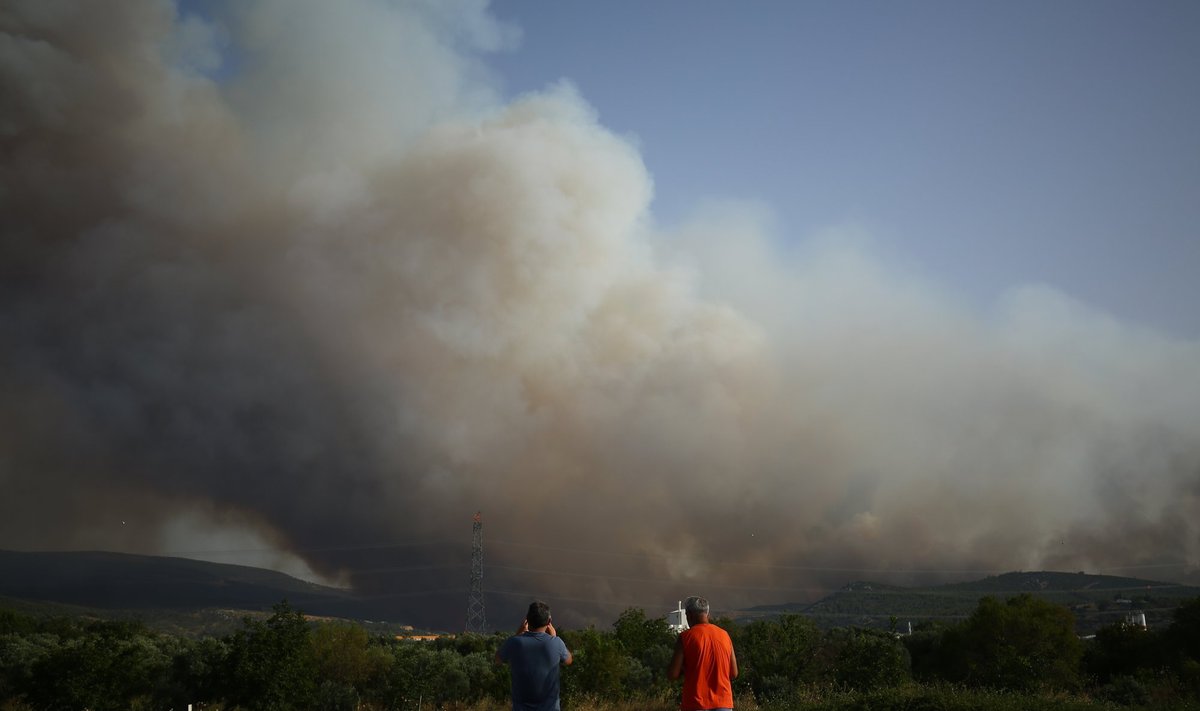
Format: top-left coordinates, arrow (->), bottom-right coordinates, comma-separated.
1126,611 -> 1147,629
666,600 -> 689,633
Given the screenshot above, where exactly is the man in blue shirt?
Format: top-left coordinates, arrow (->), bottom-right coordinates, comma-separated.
495,601 -> 573,710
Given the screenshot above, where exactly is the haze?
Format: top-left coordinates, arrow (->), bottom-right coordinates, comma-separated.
1,0 -> 1197,629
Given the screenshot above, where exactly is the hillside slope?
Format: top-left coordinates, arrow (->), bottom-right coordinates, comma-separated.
0,549 -> 431,630
746,571 -> 1200,634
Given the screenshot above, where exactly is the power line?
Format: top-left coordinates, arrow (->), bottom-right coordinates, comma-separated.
490,538 -> 1200,578
486,563 -> 845,595
482,563 -> 1198,597
343,563 -> 464,576
158,538 -> 460,557
151,535 -> 1194,580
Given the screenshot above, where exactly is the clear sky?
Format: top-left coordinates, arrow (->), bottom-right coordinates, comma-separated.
487,1 -> 1200,338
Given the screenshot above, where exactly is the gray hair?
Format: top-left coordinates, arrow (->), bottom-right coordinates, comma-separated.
684,596 -> 710,614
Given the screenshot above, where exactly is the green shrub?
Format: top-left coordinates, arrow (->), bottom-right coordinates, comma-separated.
942,595 -> 1082,692
828,629 -> 911,691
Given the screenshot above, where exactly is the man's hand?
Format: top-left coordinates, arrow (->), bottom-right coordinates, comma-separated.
516,619 -> 529,635
546,621 -> 557,637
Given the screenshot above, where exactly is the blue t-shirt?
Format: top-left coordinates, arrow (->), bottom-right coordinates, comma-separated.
498,631 -> 571,711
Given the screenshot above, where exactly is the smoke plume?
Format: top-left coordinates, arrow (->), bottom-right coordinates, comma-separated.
2,0 -> 1197,628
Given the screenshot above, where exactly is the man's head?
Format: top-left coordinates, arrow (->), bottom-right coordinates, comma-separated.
684,596 -> 710,625
526,600 -> 551,628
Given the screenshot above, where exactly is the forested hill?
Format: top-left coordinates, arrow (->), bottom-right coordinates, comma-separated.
5,552 -> 1197,637
745,570 -> 1200,634
0,550 -> 386,625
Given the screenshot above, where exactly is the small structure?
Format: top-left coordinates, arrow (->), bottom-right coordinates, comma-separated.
1126,611 -> 1147,629
666,600 -> 689,634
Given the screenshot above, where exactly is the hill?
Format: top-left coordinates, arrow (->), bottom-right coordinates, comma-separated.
0,549 -> 350,609
6,552 -> 1196,637
743,571 -> 1200,634
0,550 -> 424,634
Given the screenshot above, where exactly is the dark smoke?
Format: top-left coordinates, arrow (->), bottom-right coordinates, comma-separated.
2,0 -> 1197,629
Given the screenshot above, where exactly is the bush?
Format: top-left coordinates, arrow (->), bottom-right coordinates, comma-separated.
828,629 -> 910,691
1096,674 -> 1150,706
10,599 -> 1200,710
561,626 -> 630,699
736,614 -> 821,701
1084,622 -> 1165,684
941,595 -> 1082,692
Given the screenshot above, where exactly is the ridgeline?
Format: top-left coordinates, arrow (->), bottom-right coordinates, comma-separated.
743,570 -> 1200,634
2,551 -> 1197,636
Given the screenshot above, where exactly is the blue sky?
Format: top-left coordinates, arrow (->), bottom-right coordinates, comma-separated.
486,1 -> 1200,338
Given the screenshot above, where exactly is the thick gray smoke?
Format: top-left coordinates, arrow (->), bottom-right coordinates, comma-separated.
2,0 -> 1198,628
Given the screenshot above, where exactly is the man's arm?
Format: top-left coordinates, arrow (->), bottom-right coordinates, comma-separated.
495,619 -> 530,665
729,645 -> 738,679
667,633 -> 684,680
548,623 -> 574,665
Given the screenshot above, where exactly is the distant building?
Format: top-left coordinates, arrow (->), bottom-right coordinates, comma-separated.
396,634 -> 443,642
666,600 -> 689,634
1125,611 -> 1147,629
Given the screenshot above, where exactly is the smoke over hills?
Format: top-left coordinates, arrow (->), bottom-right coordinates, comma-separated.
2,1 -> 1197,628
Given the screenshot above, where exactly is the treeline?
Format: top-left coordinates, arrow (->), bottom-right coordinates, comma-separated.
0,595 -> 1198,710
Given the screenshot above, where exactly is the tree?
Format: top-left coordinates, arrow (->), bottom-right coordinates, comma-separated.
1084,620 -> 1164,684
611,607 -> 675,695
460,649 -> 510,702
222,602 -> 317,711
734,614 -> 820,701
0,610 -> 38,636
164,636 -> 228,709
311,621 -> 389,688
828,628 -> 910,691
561,626 -> 629,699
24,624 -> 170,711
613,607 -> 673,662
0,632 -> 59,702
1166,597 -> 1200,698
1167,596 -> 1200,662
945,594 -> 1082,692
902,621 -> 951,682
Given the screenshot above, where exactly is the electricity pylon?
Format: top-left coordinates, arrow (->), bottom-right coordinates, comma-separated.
466,511 -> 487,634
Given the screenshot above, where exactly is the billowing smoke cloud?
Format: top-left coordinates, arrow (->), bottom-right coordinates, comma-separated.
2,0 -> 1198,628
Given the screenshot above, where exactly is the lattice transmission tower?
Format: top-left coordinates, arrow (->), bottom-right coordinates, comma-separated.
465,511 -> 487,634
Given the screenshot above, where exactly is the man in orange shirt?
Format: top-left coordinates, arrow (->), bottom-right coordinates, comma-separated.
667,596 -> 738,711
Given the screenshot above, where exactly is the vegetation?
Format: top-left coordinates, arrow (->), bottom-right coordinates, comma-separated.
1,596 -> 1198,709
764,572 -> 1200,634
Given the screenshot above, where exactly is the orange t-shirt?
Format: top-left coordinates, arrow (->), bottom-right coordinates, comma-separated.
679,623 -> 734,710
